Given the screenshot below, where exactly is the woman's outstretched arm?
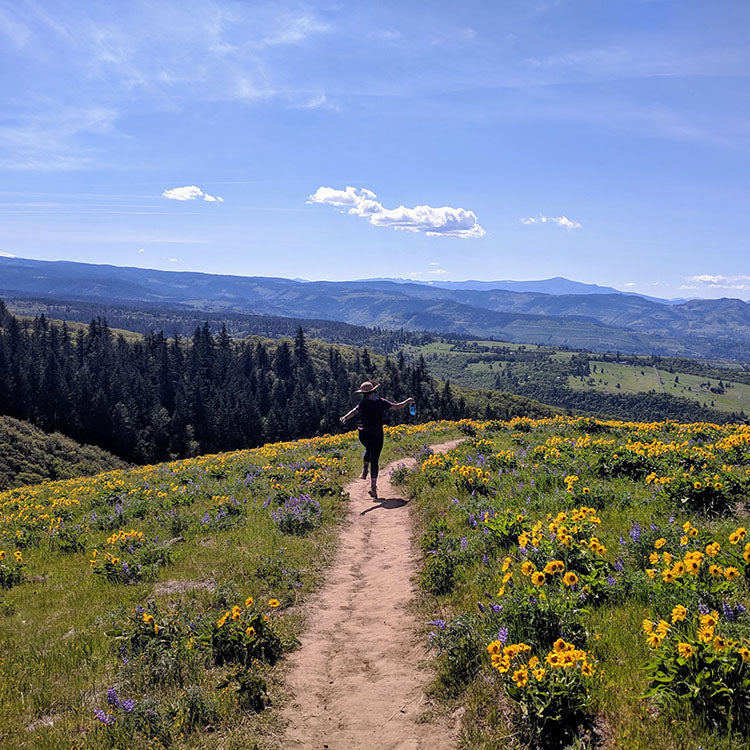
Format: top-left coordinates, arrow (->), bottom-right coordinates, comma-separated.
339,406 -> 359,424
389,396 -> 415,411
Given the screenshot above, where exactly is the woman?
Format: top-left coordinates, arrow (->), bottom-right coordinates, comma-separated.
340,381 -> 415,499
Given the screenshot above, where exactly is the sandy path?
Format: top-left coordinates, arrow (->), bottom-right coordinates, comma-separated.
282,439 -> 463,750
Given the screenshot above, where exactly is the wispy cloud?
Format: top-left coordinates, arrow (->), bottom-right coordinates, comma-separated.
520,214 -> 581,229
0,106 -> 119,170
0,250 -> 16,257
308,186 -> 485,238
162,185 -> 223,202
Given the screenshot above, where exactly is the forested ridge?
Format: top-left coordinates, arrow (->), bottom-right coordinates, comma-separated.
0,300 -> 552,465
5,296 -> 436,354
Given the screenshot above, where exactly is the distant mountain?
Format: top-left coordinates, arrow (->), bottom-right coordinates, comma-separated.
362,276 -> 683,304
1,257 -> 748,360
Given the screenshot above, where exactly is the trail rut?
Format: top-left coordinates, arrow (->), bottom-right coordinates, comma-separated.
282,440 -> 462,750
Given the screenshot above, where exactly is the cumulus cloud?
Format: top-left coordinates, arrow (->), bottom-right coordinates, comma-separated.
308,186 -> 485,238
520,214 -> 581,229
162,185 -> 223,202
684,274 -> 750,291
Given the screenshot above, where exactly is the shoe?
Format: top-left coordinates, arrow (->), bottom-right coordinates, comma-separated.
368,487 -> 378,499
361,465 -> 369,480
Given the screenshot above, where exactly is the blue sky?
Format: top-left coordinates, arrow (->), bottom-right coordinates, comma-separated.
1,0 -> 749,299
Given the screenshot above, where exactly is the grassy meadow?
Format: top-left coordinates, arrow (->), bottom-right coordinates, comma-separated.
0,421 -> 461,750
569,362 -> 750,414
400,416 -> 750,749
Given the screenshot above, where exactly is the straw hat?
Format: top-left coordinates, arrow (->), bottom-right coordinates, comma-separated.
355,380 -> 379,394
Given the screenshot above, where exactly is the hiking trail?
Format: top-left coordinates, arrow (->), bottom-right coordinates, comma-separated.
282,439 -> 463,750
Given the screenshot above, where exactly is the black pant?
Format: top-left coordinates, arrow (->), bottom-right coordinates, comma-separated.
358,430 -> 384,479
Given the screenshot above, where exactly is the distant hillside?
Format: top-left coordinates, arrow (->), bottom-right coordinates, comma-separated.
1,257 -> 748,360
405,340 -> 746,425
368,275 -> 676,302
4,296 -> 435,354
0,415 -> 128,489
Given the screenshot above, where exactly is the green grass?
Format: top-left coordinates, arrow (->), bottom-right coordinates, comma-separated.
569,362 -> 750,414
0,421 -> 462,750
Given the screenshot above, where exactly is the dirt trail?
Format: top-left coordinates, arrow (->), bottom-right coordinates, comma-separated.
282,439 -> 463,750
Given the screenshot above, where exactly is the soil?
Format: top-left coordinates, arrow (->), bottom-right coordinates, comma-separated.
282,440 -> 463,750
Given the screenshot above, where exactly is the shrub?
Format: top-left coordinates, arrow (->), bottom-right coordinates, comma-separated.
488,638 -> 598,747
642,609 -> 750,733
206,600 -> 283,667
663,471 -> 747,517
0,549 -> 25,589
428,614 -> 482,694
218,667 -> 269,713
271,494 -> 322,535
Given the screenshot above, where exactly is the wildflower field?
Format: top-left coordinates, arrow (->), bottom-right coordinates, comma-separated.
0,420 -> 460,749
403,417 -> 750,749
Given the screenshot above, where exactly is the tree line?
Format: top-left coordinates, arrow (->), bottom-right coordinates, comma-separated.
0,300 -> 496,464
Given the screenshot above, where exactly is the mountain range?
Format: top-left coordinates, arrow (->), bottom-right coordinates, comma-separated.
1,257 -> 748,361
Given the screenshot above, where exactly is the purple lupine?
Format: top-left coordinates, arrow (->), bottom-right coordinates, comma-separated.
736,603 -> 747,616
607,576 -> 616,586
461,536 -> 468,550
490,603 -> 502,613
477,602 -> 486,614
698,602 -> 710,614
120,699 -> 136,713
468,513 -> 477,529
482,553 -> 489,565
429,619 -> 447,630
106,687 -> 118,707
619,535 -> 627,546
722,601 -> 735,622
94,708 -> 116,726
614,558 -> 624,572
498,626 -> 509,644
629,521 -> 641,543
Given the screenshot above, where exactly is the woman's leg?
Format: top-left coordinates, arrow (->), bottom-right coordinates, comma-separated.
368,433 -> 385,497
358,430 -> 370,478
369,433 -> 384,480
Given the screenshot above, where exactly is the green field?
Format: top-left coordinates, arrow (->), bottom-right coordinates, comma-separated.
404,339 -> 749,421
569,361 -> 750,414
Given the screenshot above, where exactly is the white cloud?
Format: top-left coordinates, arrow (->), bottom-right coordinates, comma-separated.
520,214 -> 581,229
162,185 -> 223,202
138,248 -> 145,253
685,274 -> 750,291
0,250 -> 16,257
308,186 -> 485,238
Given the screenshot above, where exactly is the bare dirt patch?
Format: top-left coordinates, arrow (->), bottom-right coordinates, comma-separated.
282,439 -> 463,750
154,578 -> 215,596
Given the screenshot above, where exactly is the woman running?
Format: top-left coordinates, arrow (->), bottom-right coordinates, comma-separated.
340,381 -> 415,499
